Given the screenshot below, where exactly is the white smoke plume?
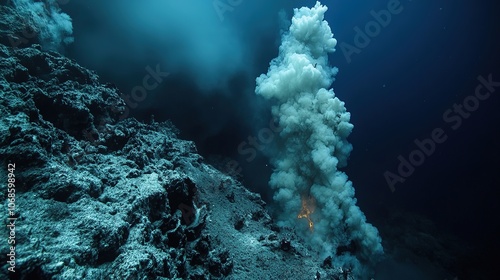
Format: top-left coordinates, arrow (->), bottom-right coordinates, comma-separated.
256,1 -> 383,275
12,0 -> 74,51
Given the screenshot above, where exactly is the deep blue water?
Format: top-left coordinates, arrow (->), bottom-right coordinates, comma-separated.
334,0 -> 500,239
331,1 -> 500,278
59,0 -> 499,278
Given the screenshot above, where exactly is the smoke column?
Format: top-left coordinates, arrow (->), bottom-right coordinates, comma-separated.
11,0 -> 74,51
255,1 -> 383,275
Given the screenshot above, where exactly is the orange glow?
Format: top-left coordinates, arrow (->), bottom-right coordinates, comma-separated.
297,195 -> 316,232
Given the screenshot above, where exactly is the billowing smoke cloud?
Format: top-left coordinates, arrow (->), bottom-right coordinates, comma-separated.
12,0 -> 74,51
256,1 -> 383,275
88,0 -> 244,91
65,0 -> 294,91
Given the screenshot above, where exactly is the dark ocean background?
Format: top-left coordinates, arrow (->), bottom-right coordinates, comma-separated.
56,0 -> 499,278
